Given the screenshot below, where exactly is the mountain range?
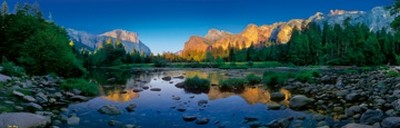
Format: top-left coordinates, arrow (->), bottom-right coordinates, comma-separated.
67,29 -> 152,55
180,6 -> 396,58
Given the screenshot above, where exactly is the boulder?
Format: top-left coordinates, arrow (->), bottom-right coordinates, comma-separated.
67,115 -> 80,126
183,116 -> 197,122
270,92 -> 286,102
289,95 -> 314,110
23,95 -> 37,102
195,118 -> 209,125
381,117 -> 400,128
360,109 -> 384,125
0,74 -> 11,82
0,112 -> 50,128
345,92 -> 360,101
341,123 -> 373,128
161,76 -> 172,81
98,105 -> 122,115
12,90 -> 25,97
198,100 -> 208,106
70,95 -> 89,101
126,104 -> 136,112
150,88 -> 161,92
267,102 -> 281,110
175,82 -> 185,88
391,99 -> 400,111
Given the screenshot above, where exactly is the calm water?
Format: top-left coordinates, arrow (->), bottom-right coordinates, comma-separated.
62,69 -> 316,128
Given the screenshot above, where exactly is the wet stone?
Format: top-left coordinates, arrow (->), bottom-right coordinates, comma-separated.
195,118 -> 209,125
182,116 -> 197,122
150,88 -> 161,92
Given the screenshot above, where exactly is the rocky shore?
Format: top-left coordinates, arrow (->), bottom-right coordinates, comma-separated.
0,74 -> 91,128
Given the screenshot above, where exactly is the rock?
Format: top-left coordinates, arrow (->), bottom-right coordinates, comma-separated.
98,105 -> 122,115
289,95 -> 314,110
26,102 -> 43,110
381,117 -> 400,128
175,82 -> 185,88
67,115 -> 80,126
244,116 -> 258,122
162,76 -> 172,81
195,118 -> 209,125
183,116 -> 197,122
72,89 -> 82,95
126,104 -> 136,112
198,100 -> 208,106
133,88 -> 143,92
142,86 -> 149,90
0,74 -> 11,82
174,76 -> 185,79
266,118 -> 290,128
270,92 -> 286,102
108,120 -> 122,127
313,114 -> 325,121
317,121 -> 328,127
177,105 -> 186,112
35,92 -> 48,103
346,105 -> 362,116
70,95 -> 89,101
150,88 -> 161,92
267,102 -> 281,110
23,95 -> 37,102
341,123 -> 373,128
248,121 -> 261,127
12,90 -> 25,97
346,92 -> 360,101
360,109 -> 384,125
337,90 -> 349,97
391,99 -> 400,111
172,96 -> 181,100
0,112 -> 50,128
122,124 -> 137,128
54,92 -> 63,98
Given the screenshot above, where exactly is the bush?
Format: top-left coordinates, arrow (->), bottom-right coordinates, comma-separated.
0,61 -> 25,77
263,71 -> 292,86
247,61 -> 254,66
153,58 -> 168,67
246,74 -> 261,85
294,70 -> 320,83
219,78 -> 248,91
61,78 -> 98,96
183,76 -> 210,92
387,70 -> 400,77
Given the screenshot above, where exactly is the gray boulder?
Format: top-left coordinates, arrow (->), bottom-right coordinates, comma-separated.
289,95 -> 314,110
0,74 -> 11,82
98,105 -> 122,115
0,112 -> 50,128
360,109 -> 384,125
270,92 -> 286,102
392,99 -> 400,111
67,115 -> 80,126
381,117 -> 400,128
341,123 -> 373,128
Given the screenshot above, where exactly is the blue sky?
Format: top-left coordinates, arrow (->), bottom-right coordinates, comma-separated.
6,0 -> 395,54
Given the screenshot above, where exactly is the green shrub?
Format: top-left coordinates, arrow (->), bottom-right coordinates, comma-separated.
219,78 -> 248,90
294,70 -> 320,83
247,61 -> 254,66
263,71 -> 292,86
183,76 -> 210,91
153,59 -> 168,67
0,61 -> 25,77
246,74 -> 261,85
61,78 -> 99,96
387,70 -> 400,77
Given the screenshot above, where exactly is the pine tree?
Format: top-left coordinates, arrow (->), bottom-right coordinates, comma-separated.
1,0 -> 8,16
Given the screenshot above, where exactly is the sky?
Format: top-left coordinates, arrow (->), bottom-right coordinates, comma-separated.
6,0 -> 395,54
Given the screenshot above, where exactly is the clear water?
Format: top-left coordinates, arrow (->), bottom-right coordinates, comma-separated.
62,69 -> 316,128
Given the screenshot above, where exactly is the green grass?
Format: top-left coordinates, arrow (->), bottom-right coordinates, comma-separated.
246,74 -> 262,85
219,78 -> 248,90
61,78 -> 99,96
294,70 -> 320,83
0,61 -> 25,77
183,76 -> 211,91
263,71 -> 292,86
386,70 -> 400,77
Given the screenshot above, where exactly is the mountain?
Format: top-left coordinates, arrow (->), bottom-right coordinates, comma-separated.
180,6 -> 396,60
67,29 -> 152,55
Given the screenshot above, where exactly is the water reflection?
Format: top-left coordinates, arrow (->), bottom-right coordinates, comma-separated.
89,69 -> 292,106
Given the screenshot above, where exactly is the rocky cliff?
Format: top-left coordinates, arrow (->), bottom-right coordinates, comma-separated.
67,29 -> 152,55
181,6 -> 396,59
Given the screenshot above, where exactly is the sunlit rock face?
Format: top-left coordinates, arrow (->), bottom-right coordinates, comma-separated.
180,6 -> 395,59
66,29 -> 152,55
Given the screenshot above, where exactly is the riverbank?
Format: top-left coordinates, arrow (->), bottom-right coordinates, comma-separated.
0,74 -> 93,127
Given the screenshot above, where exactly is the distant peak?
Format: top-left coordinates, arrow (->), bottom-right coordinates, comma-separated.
329,9 -> 363,16
204,28 -> 232,41
100,29 -> 139,43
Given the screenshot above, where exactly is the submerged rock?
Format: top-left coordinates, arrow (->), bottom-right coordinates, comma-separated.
267,102 -> 281,110
126,104 -> 137,112
98,105 -> 122,115
182,116 -> 197,122
67,115 -> 80,126
195,118 -> 209,125
198,100 -> 208,106
0,112 -> 50,128
150,88 -> 161,92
